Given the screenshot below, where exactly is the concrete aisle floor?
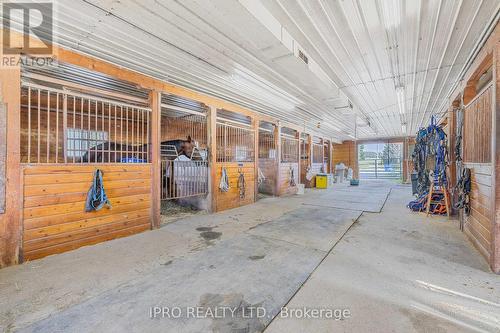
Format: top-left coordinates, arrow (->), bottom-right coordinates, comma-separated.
0,181 -> 498,332
265,185 -> 500,333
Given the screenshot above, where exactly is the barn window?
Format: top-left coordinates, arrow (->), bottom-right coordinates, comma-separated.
66,128 -> 108,158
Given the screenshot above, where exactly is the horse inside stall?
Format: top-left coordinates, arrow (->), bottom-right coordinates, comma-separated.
80,136 -> 199,202
160,136 -> 198,199
80,136 -> 196,163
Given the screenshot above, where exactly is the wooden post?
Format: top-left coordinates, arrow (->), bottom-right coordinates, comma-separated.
402,137 -> 409,183
207,106 -> 217,213
253,116 -> 259,201
307,134 -> 313,187
331,141 -> 335,173
492,40 -> 500,274
0,63 -> 22,266
307,134 -> 312,170
150,91 -> 161,229
321,138 -> 325,172
274,123 -> 281,196
298,131 -> 302,185
329,140 -> 333,173
448,101 -> 459,189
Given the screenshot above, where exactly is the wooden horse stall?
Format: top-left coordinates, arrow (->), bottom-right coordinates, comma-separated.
19,61 -> 152,260
215,110 -> 256,211
300,133 -> 310,185
258,121 -> 277,197
308,137 -> 325,187
279,127 -> 299,196
461,82 -> 494,261
160,95 -> 209,213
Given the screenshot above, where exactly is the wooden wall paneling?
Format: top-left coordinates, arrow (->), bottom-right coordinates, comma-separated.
0,65 -> 22,267
459,45 -> 496,269
150,91 -> 161,229
463,163 -> 493,260
493,38 -> 500,274
332,141 -> 358,178
0,101 -> 5,213
21,164 -> 152,260
215,162 -> 255,212
279,162 -> 299,196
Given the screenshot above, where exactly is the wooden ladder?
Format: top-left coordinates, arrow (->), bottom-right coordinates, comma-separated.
426,182 -> 450,217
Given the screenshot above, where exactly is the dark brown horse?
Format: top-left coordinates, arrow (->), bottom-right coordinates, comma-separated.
162,136 -> 196,159
80,136 -> 196,163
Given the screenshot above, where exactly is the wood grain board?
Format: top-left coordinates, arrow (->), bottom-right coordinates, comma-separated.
258,158 -> 277,195
0,103 -> 5,214
279,162 -> 298,196
22,164 -> 152,260
215,162 -> 255,212
463,163 -> 493,260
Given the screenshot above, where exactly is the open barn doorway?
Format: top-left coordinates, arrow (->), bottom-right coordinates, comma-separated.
358,142 -> 403,181
160,94 -> 209,223
258,121 -> 277,199
279,127 -> 299,196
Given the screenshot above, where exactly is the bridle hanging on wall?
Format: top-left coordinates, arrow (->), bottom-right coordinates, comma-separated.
289,166 -> 296,187
237,167 -> 246,199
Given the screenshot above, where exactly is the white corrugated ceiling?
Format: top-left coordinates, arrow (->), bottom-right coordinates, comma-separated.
11,0 -> 500,140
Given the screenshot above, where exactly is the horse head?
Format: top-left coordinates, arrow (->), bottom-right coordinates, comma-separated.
180,136 -> 196,158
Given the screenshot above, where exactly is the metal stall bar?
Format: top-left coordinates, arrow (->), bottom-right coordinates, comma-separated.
21,81 -> 151,164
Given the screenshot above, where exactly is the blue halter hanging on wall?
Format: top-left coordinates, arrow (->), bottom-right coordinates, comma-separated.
85,169 -> 112,212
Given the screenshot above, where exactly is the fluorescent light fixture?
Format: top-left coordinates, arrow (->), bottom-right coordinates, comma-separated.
396,85 -> 405,117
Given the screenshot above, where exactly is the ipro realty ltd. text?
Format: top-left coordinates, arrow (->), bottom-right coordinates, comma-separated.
150,306 -> 351,320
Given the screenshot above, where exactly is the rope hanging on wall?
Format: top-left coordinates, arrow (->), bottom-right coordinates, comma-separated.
237,169 -> 246,199
219,167 -> 230,192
